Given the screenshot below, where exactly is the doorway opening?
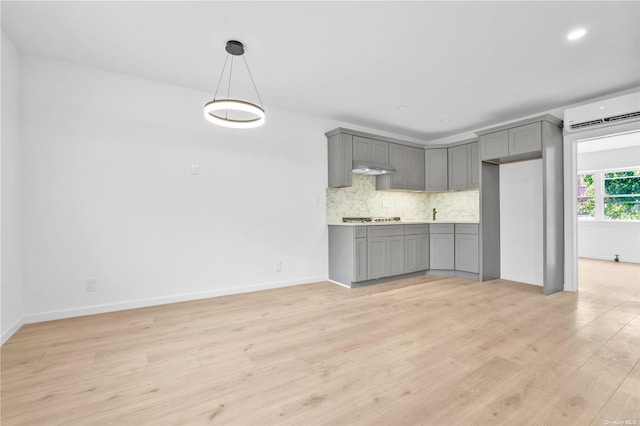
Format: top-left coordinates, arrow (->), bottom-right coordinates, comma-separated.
564,124 -> 640,292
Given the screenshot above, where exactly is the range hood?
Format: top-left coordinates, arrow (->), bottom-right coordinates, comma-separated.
352,161 -> 396,176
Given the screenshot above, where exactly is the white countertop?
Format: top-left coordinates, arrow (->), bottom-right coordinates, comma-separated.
328,220 -> 479,226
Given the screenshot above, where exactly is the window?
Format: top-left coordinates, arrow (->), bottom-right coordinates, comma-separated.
577,169 -> 640,221
604,170 -> 640,220
577,173 -> 595,218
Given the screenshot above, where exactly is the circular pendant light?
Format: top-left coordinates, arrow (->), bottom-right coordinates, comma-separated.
204,40 -> 266,129
203,99 -> 265,128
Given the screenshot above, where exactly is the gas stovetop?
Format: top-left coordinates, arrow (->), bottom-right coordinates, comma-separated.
342,217 -> 401,223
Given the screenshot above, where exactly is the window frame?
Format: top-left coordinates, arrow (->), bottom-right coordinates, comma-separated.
577,166 -> 640,222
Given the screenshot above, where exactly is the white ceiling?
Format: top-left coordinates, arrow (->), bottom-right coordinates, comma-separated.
2,1 -> 639,142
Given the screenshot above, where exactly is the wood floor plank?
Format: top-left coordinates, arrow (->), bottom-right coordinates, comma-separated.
2,258 -> 639,425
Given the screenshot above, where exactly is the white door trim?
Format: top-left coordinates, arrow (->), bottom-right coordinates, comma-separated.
563,122 -> 640,292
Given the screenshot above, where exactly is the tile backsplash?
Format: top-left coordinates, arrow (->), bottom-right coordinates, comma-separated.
326,174 -> 479,223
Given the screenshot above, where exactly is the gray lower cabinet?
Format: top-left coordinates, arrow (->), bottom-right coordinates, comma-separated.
455,224 -> 479,274
328,226 -> 368,285
405,233 -> 429,273
367,235 -> 404,279
367,237 -> 387,279
367,225 -> 405,279
387,235 -> 406,276
354,237 -> 368,282
429,224 -> 455,269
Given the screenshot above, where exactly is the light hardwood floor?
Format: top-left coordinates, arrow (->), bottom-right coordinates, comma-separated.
2,258 -> 639,425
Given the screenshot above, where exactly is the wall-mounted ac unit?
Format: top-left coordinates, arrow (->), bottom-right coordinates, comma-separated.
564,92 -> 640,132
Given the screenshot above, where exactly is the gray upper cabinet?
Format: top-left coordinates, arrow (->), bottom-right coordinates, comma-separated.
479,130 -> 508,161
448,141 -> 480,191
327,133 -> 353,188
353,136 -> 389,164
407,147 -> 426,191
448,144 -> 469,190
377,144 -> 425,191
327,128 -> 426,190
480,121 -> 543,162
468,142 -> 479,189
509,122 -> 542,155
425,148 -> 448,191
389,143 -> 408,188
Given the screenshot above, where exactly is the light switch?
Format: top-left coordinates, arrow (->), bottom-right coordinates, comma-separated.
191,164 -> 199,175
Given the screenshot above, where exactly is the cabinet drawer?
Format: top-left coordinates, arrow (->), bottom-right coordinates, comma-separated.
354,227 -> 367,238
429,224 -> 454,234
367,225 -> 404,238
404,224 -> 429,235
455,224 -> 479,235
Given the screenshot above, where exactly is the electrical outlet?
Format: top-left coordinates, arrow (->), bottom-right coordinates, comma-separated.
275,261 -> 282,272
85,279 -> 97,292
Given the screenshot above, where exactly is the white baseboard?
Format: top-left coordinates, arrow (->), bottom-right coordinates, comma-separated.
21,275 -> 327,325
1,317 -> 25,345
578,254 -> 640,264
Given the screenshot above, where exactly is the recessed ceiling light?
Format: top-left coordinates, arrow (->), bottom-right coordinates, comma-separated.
567,28 -> 586,41
441,118 -> 451,123
396,105 -> 408,110
599,106 -> 605,110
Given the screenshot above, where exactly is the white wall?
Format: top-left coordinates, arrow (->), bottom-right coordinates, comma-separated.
577,144 -> 640,263
1,32 -> 24,342
577,145 -> 640,171
19,55 -> 347,322
577,221 -> 640,263
499,159 -> 543,286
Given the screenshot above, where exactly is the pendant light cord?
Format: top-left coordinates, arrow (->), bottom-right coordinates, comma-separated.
243,55 -> 264,109
212,53 -> 230,101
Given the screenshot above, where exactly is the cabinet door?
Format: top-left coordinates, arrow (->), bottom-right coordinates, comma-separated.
407,147 -> 425,191
429,233 -> 454,270
455,234 -> 479,273
353,136 -> 372,162
328,133 -> 353,188
508,122 -> 542,155
479,130 -> 508,161
371,140 -> 389,164
389,144 -> 408,189
387,235 -> 405,276
425,148 -> 448,191
404,234 -> 417,273
467,142 -> 479,189
448,144 -> 469,190
417,234 -> 429,271
354,238 -> 368,282
367,237 -> 387,279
